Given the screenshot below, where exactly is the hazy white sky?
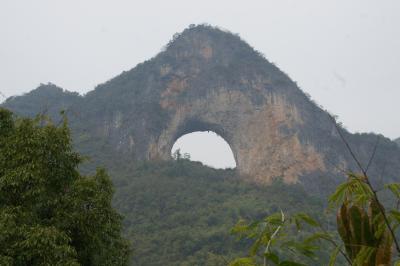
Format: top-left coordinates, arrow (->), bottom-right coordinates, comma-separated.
1,0 -> 399,167
172,132 -> 237,169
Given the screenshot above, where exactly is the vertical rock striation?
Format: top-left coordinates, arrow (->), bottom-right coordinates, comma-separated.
3,25 -> 400,189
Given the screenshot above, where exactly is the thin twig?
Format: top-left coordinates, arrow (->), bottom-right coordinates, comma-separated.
318,223 -> 353,265
330,116 -> 366,174
365,136 -> 380,174
378,161 -> 387,191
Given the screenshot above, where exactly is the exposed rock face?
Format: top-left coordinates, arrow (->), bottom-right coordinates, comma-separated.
3,25 -> 400,188
152,88 -> 325,183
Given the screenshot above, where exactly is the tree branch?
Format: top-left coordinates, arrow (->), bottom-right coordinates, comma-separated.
317,223 -> 352,265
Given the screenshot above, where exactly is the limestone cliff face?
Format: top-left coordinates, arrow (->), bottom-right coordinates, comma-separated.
3,25 -> 400,189
153,87 -> 325,183
132,26 -> 330,183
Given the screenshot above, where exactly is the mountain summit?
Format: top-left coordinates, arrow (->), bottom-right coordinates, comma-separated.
3,24 -> 400,192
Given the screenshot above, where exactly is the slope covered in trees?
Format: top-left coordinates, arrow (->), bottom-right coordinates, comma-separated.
108,159 -> 332,265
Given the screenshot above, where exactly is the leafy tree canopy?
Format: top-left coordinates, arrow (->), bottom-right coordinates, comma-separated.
0,108 -> 130,265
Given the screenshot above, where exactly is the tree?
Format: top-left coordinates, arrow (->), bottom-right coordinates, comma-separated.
173,148 -> 182,160
230,211 -> 326,266
0,108 -> 130,265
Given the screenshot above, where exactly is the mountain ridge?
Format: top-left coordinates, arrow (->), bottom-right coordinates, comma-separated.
2,24 -> 400,192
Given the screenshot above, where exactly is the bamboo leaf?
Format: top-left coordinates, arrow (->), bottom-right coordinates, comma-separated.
375,231 -> 393,265
389,210 -> 400,225
329,182 -> 350,206
328,246 -> 340,266
229,257 -> 258,266
352,246 -> 375,266
385,183 -> 400,199
293,213 -> 319,227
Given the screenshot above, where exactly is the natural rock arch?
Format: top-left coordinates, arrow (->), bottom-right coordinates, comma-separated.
5,25 -> 400,187
145,87 -> 325,183
87,25 -> 331,184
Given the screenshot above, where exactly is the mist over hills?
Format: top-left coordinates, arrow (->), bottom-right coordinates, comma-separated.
2,24 -> 400,265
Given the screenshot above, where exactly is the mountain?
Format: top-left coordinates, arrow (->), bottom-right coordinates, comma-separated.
395,138 -> 400,146
4,24 -> 400,192
3,83 -> 81,121
2,24 -> 400,265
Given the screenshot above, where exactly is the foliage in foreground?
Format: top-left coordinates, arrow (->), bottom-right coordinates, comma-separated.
230,171 -> 400,266
229,117 -> 400,266
0,108 -> 130,265
332,175 -> 393,265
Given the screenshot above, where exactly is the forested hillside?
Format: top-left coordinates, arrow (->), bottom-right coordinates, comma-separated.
108,159 -> 330,265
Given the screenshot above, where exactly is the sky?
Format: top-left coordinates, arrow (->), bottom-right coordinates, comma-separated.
1,0 -> 399,167
171,132 -> 237,169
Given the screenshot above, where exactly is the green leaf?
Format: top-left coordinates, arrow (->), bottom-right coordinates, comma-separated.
265,212 -> 285,226
352,246 -> 375,265
385,183 -> 400,199
250,238 -> 264,256
389,210 -> 400,224
304,232 -> 332,244
293,213 -> 319,227
329,182 -> 350,206
229,257 -> 258,266
328,246 -> 340,266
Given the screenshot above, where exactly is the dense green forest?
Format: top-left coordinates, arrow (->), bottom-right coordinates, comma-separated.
106,159 -> 333,265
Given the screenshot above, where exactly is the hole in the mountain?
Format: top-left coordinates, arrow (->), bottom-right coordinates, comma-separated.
171,131 -> 236,169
